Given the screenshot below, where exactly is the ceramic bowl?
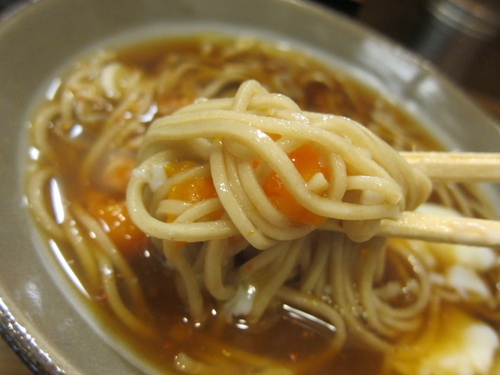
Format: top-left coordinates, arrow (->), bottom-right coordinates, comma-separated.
0,0 -> 499,374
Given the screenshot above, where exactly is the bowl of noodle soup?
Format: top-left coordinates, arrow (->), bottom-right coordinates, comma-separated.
1,0 -> 500,374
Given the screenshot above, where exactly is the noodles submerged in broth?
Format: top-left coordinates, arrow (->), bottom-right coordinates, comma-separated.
25,34 -> 500,375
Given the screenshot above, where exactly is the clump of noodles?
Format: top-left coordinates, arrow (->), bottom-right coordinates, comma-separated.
128,80 -> 431,248
126,80 -> 433,356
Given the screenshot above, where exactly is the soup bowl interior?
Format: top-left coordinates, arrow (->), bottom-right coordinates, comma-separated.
0,0 -> 499,374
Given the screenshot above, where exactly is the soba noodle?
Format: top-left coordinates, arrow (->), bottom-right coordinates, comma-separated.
126,78 -> 432,320
25,35 -> 500,375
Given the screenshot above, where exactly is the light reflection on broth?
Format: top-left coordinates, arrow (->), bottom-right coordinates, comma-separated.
25,34 -> 500,374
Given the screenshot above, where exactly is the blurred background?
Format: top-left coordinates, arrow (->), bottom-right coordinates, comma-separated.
314,0 -> 500,118
0,0 -> 498,374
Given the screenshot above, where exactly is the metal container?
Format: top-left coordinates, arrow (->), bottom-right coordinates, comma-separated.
412,0 -> 500,81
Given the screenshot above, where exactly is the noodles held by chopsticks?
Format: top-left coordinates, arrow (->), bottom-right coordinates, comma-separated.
127,80 -> 433,249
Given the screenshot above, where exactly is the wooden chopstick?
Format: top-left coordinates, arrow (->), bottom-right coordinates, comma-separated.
400,152 -> 500,183
318,152 -> 500,247
379,212 -> 500,248
322,213 -> 500,248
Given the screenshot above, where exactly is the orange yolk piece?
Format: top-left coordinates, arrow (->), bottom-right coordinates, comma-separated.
86,190 -> 147,256
262,143 -> 330,226
166,166 -> 222,250
166,162 -> 221,223
168,176 -> 218,206
164,161 -> 197,178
